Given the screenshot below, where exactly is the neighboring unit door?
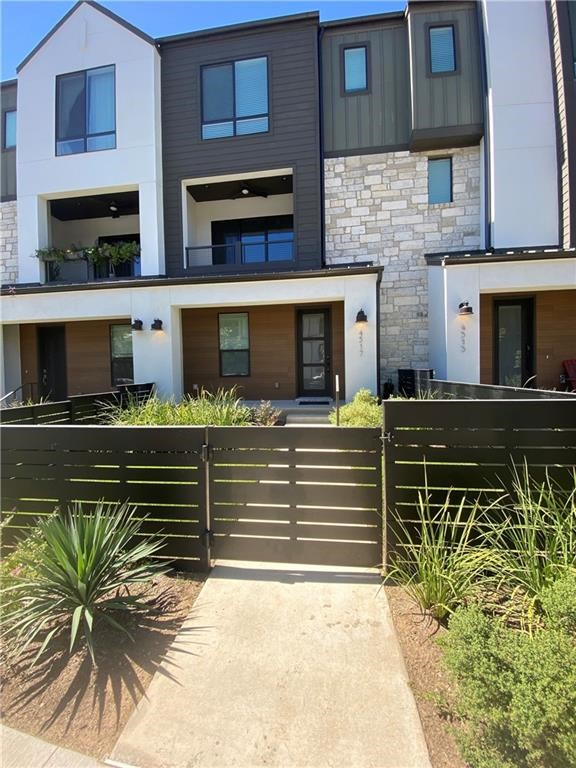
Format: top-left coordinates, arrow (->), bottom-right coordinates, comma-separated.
38,326 -> 67,400
494,298 -> 534,387
298,309 -> 331,397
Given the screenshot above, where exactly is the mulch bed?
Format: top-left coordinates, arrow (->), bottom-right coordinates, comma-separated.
385,585 -> 467,768
0,572 -> 206,760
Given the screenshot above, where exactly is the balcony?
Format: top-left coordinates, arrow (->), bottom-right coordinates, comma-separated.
184,172 -> 295,272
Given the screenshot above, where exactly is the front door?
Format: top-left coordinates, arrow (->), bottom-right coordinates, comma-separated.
297,309 -> 331,397
38,326 -> 67,400
494,298 -> 534,387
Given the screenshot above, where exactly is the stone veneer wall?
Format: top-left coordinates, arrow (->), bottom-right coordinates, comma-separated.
324,146 -> 481,385
0,201 -> 18,285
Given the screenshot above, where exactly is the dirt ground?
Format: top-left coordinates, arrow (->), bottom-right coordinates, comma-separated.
385,586 -> 467,768
0,572 -> 206,760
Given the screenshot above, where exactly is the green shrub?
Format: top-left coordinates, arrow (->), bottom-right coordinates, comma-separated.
540,573 -> 576,634
1,501 -> 167,665
329,388 -> 382,427
104,387 -> 252,426
0,522 -> 47,592
440,605 -> 576,768
251,400 -> 282,426
386,486 -> 493,621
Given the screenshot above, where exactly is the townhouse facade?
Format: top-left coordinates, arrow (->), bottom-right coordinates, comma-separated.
1,0 -> 575,404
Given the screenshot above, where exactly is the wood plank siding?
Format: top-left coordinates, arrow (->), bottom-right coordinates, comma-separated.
182,302 -> 345,400
159,16 -> 322,277
19,320 -> 131,397
480,290 -> 576,389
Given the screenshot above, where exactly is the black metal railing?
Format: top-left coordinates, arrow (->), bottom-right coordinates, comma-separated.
185,239 -> 294,269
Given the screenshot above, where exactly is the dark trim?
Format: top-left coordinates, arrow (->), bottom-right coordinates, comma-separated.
340,43 -> 371,96
318,25 -> 326,267
324,143 -> 410,158
409,124 -> 483,151
218,311 -> 251,378
476,0 -> 491,249
492,297 -> 535,388
425,21 -> 459,78
200,55 -> 270,141
427,155 -> 453,204
2,265 -> 382,296
320,11 -> 405,29
0,194 -> 17,203
425,247 -> 576,266
1,79 -> 17,88
17,0 -> 155,73
157,12 -> 319,45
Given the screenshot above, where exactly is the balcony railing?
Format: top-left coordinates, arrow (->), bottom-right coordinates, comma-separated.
185,239 -> 294,269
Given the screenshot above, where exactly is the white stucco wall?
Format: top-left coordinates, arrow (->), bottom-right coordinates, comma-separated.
482,0 -> 558,248
428,257 -> 576,382
51,214 -> 140,248
16,3 -> 163,282
0,272 -> 379,400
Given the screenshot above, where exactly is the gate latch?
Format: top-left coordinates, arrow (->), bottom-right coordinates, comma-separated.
201,443 -> 211,462
201,527 -> 214,548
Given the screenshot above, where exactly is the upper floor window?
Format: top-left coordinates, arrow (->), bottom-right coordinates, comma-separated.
429,26 -> 456,74
4,110 -> 16,149
343,46 -> 368,93
428,157 -> 452,204
56,65 -> 115,156
202,57 -> 268,140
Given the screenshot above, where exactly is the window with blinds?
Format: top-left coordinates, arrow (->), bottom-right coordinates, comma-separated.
429,26 -> 456,74
56,66 -> 116,155
202,57 -> 269,139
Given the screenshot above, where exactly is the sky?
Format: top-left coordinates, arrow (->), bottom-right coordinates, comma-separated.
1,0 -> 406,80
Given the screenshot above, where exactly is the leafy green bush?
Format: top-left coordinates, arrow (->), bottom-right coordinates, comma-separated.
386,487 -> 493,621
1,501 -> 167,664
104,387 -> 252,426
0,522 -> 47,593
329,388 -> 382,427
440,606 -> 576,768
540,573 -> 576,635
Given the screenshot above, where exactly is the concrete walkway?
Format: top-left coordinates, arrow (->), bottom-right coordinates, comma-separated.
111,561 -> 431,768
0,724 -> 103,768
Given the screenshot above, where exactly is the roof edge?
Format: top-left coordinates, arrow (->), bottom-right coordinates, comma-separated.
321,10 -> 406,29
425,246 -> 576,266
17,0 -> 155,74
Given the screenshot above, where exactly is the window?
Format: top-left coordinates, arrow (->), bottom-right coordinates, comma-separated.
56,65 -> 115,155
343,46 -> 368,93
4,110 -> 16,149
219,313 -> 250,376
211,215 -> 294,265
202,57 -> 268,139
428,157 -> 452,204
429,26 -> 456,74
110,324 -> 134,386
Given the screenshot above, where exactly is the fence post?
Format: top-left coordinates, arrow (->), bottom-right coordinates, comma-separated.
201,426 -> 213,569
381,400 -> 389,572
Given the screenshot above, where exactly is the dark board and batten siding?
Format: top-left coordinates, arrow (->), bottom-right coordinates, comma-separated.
408,2 -> 484,150
1,81 -> 17,202
322,21 -> 411,156
160,17 -> 322,277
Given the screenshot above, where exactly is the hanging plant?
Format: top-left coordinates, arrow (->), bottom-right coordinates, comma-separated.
35,241 -> 140,266
94,240 -> 140,267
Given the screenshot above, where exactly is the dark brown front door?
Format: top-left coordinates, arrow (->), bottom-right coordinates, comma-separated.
297,309 -> 331,397
38,326 -> 67,400
494,298 -> 534,387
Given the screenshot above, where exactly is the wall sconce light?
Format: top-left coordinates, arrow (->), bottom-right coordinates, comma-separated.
109,201 -> 119,218
356,309 -> 368,324
151,318 -> 163,331
458,301 -> 474,316
131,319 -> 143,331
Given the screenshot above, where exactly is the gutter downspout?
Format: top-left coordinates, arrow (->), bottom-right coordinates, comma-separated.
477,0 -> 492,250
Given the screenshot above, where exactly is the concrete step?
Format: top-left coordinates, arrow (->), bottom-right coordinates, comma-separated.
283,406 -> 332,425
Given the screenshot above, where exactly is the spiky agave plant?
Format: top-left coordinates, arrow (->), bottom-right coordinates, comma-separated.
1,500 -> 168,665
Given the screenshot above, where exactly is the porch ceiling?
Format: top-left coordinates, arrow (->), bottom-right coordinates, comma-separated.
50,191 -> 139,221
187,175 -> 293,203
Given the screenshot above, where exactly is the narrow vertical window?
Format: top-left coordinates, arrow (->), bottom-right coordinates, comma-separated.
429,26 -> 456,74
428,157 -> 452,204
343,46 -> 368,93
110,324 -> 134,386
4,110 -> 16,149
219,313 -> 250,376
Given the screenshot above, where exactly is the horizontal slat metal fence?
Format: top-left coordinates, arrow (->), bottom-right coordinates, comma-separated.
383,399 -> 576,559
417,379 -> 576,400
0,383 -> 154,425
1,425 -> 208,571
209,427 -> 383,567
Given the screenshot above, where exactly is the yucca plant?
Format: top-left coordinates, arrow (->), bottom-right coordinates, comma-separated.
484,464 -> 576,625
386,483 -> 497,621
1,501 -> 168,665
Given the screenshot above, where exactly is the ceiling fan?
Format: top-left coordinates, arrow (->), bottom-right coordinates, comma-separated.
231,183 -> 269,200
